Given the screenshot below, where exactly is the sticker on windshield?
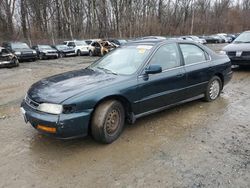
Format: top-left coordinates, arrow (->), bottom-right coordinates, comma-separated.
137,45 -> 152,54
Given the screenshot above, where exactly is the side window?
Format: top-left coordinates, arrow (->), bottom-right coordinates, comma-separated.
68,42 -> 75,47
180,44 -> 206,65
2,48 -> 9,54
150,43 -> 180,70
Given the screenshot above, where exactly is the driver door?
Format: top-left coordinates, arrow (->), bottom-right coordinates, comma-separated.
136,43 -> 187,115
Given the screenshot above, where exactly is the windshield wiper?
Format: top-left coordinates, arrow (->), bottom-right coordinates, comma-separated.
96,67 -> 118,75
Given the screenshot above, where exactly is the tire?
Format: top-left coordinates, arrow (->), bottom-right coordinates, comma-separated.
204,76 -> 222,102
89,50 -> 93,56
59,53 -> 64,58
91,100 -> 125,144
39,53 -> 43,60
14,59 -> 19,67
77,50 -> 81,56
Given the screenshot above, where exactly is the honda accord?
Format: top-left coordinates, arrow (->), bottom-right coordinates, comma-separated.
21,39 -> 232,144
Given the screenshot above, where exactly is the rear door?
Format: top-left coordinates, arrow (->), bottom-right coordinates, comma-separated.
179,43 -> 214,98
136,43 -> 187,114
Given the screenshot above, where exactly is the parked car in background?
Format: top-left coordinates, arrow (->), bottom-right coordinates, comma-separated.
32,45 -> 58,60
217,33 -> 234,43
21,39 -> 232,143
199,35 -> 223,43
212,35 -> 225,43
2,42 -> 37,61
217,34 -> 229,43
222,31 -> 250,66
227,34 -> 236,41
108,39 -> 127,46
136,36 -> 167,40
88,40 -> 116,56
63,40 -> 89,56
180,36 -> 206,44
52,45 -> 76,58
0,47 -> 19,68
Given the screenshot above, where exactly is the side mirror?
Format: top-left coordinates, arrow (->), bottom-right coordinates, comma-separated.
145,65 -> 162,74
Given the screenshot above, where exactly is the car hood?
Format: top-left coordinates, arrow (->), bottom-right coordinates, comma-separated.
28,68 -> 119,104
223,43 -> 250,51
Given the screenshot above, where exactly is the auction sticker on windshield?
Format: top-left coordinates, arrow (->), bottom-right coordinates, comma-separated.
137,45 -> 152,54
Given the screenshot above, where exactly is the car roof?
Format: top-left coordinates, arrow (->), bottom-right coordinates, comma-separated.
125,38 -> 184,46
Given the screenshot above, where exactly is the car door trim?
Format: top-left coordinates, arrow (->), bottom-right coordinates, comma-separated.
135,94 -> 204,119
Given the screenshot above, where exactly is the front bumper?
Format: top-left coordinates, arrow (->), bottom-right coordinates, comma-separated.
44,53 -> 58,58
21,100 -> 93,139
0,60 -> 17,68
17,54 -> 37,60
228,56 -> 250,65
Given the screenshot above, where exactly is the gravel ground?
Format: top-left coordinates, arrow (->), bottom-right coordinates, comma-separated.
0,44 -> 249,188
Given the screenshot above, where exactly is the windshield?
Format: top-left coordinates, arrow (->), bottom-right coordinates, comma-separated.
85,40 -> 92,45
234,32 -> 250,43
75,41 -> 87,46
11,43 -> 29,49
118,40 -> 127,44
89,45 -> 152,75
39,45 -> 53,50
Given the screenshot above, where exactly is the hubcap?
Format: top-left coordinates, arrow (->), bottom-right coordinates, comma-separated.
209,80 -> 220,100
105,109 -> 120,136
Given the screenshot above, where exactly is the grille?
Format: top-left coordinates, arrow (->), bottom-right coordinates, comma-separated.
21,51 -> 32,55
25,95 -> 40,109
241,51 -> 250,56
227,51 -> 236,56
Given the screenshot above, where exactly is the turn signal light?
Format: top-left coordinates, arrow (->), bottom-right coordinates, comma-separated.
37,125 -> 56,133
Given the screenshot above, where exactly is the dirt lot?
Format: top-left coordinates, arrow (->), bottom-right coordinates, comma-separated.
0,44 -> 249,188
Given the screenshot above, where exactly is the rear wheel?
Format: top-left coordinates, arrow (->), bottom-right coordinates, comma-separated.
91,100 -> 125,144
204,76 -> 222,102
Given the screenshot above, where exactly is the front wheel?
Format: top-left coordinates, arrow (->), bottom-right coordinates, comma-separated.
14,59 -> 19,67
77,50 -> 81,56
39,53 -> 43,60
91,100 -> 125,144
89,50 -> 93,56
204,76 -> 222,102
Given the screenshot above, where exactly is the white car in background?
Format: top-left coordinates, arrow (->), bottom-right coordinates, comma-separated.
180,35 -> 207,44
63,40 -> 89,56
217,33 -> 231,43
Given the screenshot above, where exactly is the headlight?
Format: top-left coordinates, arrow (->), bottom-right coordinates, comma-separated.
15,51 -> 21,55
33,50 -> 37,54
37,103 -> 63,114
219,51 -> 227,55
